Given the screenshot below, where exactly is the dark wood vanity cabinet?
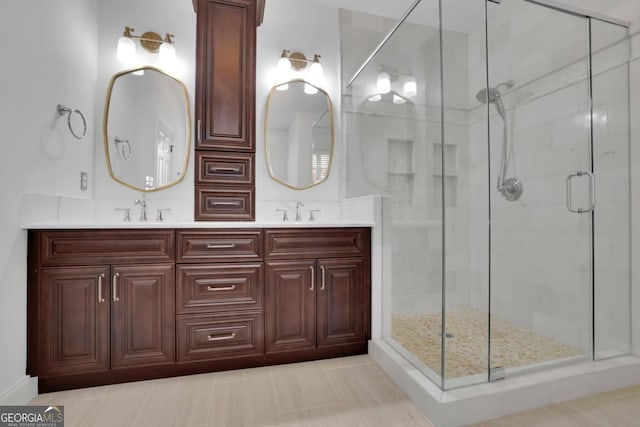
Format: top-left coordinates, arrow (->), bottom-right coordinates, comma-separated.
28,227 -> 370,392
264,229 -> 370,359
29,230 -> 176,388
194,0 -> 257,221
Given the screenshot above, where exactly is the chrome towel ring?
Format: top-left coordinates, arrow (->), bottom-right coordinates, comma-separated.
57,104 -> 87,140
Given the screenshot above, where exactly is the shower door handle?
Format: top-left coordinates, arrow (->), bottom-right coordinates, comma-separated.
566,171 -> 595,214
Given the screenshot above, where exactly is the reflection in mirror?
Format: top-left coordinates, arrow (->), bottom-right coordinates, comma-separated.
265,80 -> 334,190
104,66 -> 191,192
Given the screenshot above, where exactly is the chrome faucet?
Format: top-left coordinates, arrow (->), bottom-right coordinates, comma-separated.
134,194 -> 147,222
295,202 -> 304,222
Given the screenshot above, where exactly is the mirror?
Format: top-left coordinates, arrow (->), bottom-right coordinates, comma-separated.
265,80 -> 334,190
104,66 -> 191,192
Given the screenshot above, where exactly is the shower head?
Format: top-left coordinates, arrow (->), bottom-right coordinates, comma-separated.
476,87 -> 507,120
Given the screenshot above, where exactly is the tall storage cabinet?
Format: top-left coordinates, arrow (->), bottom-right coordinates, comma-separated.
195,0 -> 257,221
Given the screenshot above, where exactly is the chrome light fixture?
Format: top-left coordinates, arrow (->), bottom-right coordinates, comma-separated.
116,27 -> 176,66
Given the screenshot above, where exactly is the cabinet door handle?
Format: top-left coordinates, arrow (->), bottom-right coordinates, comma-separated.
212,167 -> 241,173
206,243 -> 236,249
197,119 -> 202,144
207,332 -> 236,341
112,273 -> 120,302
310,265 -> 315,291
207,285 -> 236,292
98,273 -> 106,303
320,266 -> 326,291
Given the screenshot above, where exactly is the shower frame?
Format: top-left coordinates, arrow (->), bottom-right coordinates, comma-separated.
345,0 -> 632,391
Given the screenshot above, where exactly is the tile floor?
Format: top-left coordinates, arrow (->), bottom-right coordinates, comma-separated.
29,355 -> 431,427
28,355 -> 640,426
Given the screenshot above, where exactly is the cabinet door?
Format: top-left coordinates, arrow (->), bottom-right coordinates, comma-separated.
111,264 -> 175,368
196,0 -> 256,151
39,266 -> 110,377
317,258 -> 365,348
265,260 -> 316,353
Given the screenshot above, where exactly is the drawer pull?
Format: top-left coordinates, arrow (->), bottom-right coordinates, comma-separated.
207,332 -> 236,341
206,243 -> 236,249
98,273 -> 106,304
211,166 -> 241,173
207,284 -> 237,292
211,201 -> 241,207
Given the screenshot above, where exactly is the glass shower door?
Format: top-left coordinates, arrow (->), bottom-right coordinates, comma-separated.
486,0 -> 593,377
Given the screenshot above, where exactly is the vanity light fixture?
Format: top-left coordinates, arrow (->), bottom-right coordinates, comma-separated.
403,76 -> 417,98
276,50 -> 324,93
116,27 -> 176,65
368,94 -> 382,102
376,72 -> 391,94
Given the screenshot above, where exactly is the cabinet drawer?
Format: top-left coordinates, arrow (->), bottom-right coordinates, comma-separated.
177,230 -> 262,263
196,151 -> 254,185
177,311 -> 263,363
39,230 -> 175,266
195,187 -> 255,221
177,263 -> 263,313
265,228 -> 366,259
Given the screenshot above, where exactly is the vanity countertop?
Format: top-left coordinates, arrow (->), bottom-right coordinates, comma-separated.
22,220 -> 375,230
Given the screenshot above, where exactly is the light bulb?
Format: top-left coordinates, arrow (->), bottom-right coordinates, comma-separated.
117,36 -> 136,63
309,55 -> 323,84
277,50 -> 291,84
403,76 -> 417,98
159,42 -> 176,67
304,83 -> 318,95
393,94 -> 406,104
368,94 -> 382,102
377,72 -> 391,94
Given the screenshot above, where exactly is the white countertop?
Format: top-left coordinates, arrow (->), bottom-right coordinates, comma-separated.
22,220 -> 375,230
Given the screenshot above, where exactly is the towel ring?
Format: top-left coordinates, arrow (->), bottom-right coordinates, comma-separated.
57,104 -> 87,140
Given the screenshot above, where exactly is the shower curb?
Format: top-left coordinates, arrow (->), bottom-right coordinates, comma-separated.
369,339 -> 640,427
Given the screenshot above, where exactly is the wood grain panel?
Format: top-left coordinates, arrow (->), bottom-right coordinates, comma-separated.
317,258 -> 365,348
196,151 -> 254,185
196,0 -> 255,151
177,263 -> 264,313
177,310 -> 263,363
110,264 -> 175,369
39,266 -> 110,377
195,187 -> 255,221
264,228 -> 366,259
40,230 -> 175,266
265,260 -> 316,354
177,229 -> 262,262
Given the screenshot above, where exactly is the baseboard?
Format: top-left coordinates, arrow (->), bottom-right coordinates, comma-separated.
0,376 -> 38,405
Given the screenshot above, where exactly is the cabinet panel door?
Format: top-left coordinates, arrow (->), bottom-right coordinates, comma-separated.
39,267 -> 110,377
196,0 -> 255,151
265,260 -> 316,353
111,264 -> 175,368
317,258 -> 365,348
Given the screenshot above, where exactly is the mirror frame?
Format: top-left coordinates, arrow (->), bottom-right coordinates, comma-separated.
264,79 -> 334,190
103,66 -> 192,193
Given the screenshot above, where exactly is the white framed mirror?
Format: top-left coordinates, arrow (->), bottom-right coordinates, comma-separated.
103,66 -> 191,192
264,79 -> 334,190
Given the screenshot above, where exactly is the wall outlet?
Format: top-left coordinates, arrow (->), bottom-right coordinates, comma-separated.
80,171 -> 88,191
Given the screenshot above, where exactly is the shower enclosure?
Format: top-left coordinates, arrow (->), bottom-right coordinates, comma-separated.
342,0 -> 631,390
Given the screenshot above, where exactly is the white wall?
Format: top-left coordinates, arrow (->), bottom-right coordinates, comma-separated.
0,0 -> 99,403
257,0 -> 342,209
93,0 -> 196,221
